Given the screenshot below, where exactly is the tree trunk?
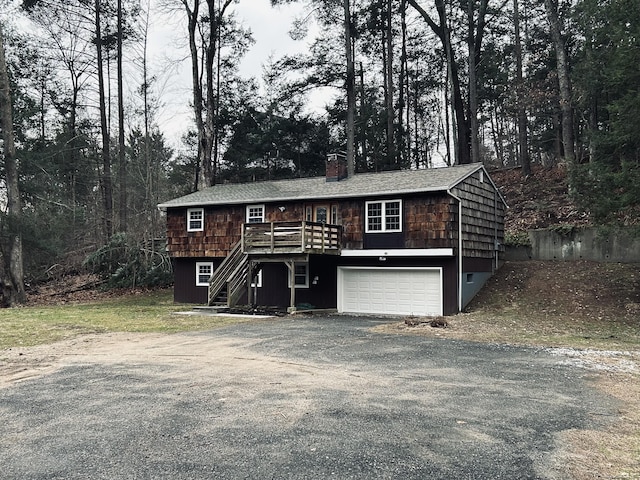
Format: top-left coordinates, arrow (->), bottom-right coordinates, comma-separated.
514,0 -> 530,175
94,0 -> 113,238
467,0 -> 480,164
408,0 -> 471,165
344,0 -> 356,177
385,0 -> 395,168
358,62 -> 368,170
182,0 -> 204,191
544,0 -> 575,163
117,0 -> 127,231
0,22 -> 26,305
400,0 -> 410,169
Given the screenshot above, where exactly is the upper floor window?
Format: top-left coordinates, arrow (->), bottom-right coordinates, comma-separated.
365,200 -> 402,233
187,208 -> 204,232
246,204 -> 265,223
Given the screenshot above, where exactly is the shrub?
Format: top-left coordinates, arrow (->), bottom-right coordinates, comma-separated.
84,233 -> 172,289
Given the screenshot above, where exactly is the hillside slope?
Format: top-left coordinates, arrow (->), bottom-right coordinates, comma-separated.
490,165 -> 591,234
469,260 -> 639,323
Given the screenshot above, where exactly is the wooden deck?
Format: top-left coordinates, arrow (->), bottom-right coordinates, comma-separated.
242,221 -> 342,255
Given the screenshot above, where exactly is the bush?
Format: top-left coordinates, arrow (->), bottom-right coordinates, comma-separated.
84,233 -> 172,289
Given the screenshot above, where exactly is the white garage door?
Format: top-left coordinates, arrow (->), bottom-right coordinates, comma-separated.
338,267 -> 443,316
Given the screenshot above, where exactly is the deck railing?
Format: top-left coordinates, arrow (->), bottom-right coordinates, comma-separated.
242,221 -> 342,254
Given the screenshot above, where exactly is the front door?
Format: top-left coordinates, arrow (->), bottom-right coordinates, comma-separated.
314,205 -> 329,224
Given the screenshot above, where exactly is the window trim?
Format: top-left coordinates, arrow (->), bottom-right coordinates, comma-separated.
365,199 -> 403,233
246,204 -> 265,223
195,261 -> 214,287
187,208 -> 204,232
287,262 -> 309,289
250,269 -> 263,288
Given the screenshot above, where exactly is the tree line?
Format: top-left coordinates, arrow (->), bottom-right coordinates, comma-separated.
0,0 -> 638,305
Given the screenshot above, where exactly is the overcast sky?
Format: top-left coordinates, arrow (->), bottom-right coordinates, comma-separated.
148,0 -> 324,150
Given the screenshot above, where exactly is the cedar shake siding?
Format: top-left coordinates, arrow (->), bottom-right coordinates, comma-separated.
166,193 -> 460,257
451,169 -> 505,259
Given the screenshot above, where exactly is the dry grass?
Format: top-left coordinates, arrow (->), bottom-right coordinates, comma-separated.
549,375 -> 640,480
375,260 -> 640,479
0,289 -> 252,350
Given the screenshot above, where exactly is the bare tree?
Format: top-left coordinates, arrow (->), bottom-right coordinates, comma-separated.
94,0 -> 114,238
514,0 -> 530,174
180,0 -> 233,190
408,0 -> 471,164
344,0 -> 355,176
0,22 -> 26,305
117,0 -> 127,231
544,0 -> 575,163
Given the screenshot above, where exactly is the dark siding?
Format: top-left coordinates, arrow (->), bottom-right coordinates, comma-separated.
363,232 -> 404,249
254,256 -> 339,309
173,257 -> 223,304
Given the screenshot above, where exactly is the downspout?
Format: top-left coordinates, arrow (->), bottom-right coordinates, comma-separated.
447,189 -> 463,312
494,189 -> 499,272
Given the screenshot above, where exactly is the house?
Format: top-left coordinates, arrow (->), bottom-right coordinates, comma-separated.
158,156 -> 507,316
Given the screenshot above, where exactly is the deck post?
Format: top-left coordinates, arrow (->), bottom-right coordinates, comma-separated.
270,222 -> 275,253
247,261 -> 254,306
285,260 -> 296,313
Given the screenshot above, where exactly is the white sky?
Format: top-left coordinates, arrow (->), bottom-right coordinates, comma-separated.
147,0 -> 328,150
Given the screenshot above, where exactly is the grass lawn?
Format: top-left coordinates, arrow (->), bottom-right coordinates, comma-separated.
0,289 -> 252,350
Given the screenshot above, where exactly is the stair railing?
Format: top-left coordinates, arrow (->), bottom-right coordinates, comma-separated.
208,241 -> 248,306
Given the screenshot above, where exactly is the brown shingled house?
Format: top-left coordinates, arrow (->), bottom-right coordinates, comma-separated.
158,156 -> 506,316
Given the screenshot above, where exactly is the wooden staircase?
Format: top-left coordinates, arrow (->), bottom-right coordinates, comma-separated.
208,242 -> 250,307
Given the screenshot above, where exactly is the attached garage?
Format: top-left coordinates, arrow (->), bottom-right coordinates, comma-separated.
337,267 -> 443,317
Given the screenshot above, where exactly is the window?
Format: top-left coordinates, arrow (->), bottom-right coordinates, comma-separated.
315,206 -> 328,223
187,208 -> 204,232
196,262 -> 213,287
288,263 -> 309,288
331,205 -> 338,225
365,200 -> 402,233
246,204 -> 265,223
250,270 -> 263,288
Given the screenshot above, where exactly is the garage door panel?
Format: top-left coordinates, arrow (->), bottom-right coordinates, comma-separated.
338,267 -> 442,316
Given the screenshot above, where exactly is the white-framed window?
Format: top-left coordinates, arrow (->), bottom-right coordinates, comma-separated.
196,262 -> 213,287
187,208 -> 204,232
365,200 -> 402,233
288,263 -> 309,288
246,204 -> 265,223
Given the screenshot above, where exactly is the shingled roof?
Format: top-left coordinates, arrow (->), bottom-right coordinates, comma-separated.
158,163 -> 488,208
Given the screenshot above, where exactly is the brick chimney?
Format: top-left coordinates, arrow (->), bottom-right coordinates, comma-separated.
326,153 -> 348,182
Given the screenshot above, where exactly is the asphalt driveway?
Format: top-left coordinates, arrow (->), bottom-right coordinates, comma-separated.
0,315 -> 616,479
